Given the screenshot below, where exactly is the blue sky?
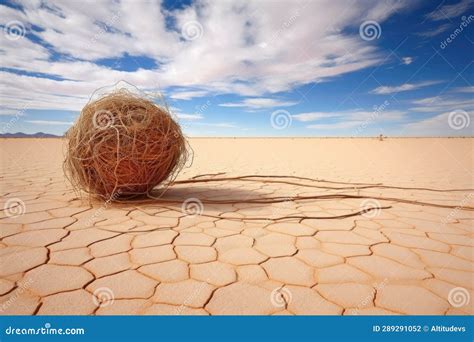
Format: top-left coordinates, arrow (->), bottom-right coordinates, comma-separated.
0,0 -> 473,136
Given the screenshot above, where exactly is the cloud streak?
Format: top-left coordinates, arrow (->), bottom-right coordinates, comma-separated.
219,98 -> 298,109
25,120 -> 74,125
370,81 -> 442,95
426,0 -> 472,21
170,90 -> 209,100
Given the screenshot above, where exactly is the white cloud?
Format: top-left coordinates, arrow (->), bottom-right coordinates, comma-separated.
303,109 -> 408,135
292,112 -> 340,122
0,0 -> 413,113
425,0 -> 472,21
410,94 -> 474,113
307,121 -> 362,130
403,110 -> 473,136
370,81 -> 442,94
411,96 -> 442,106
452,86 -> 474,93
170,90 -> 209,100
0,107 -> 27,116
372,84 -> 417,94
219,98 -> 298,109
294,109 -> 406,123
25,120 -> 74,125
195,122 -> 237,128
293,109 -> 407,132
401,57 -> 413,65
175,113 -> 203,121
417,23 -> 451,37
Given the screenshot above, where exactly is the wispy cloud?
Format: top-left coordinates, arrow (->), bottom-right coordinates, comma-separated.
410,94 -> 474,113
0,107 -> 27,116
425,0 -> 472,21
292,112 -> 340,122
417,23 -> 451,37
370,81 -> 442,94
403,110 -> 473,136
25,120 -> 74,125
219,98 -> 298,109
452,86 -> 474,93
195,122 -> 237,128
293,109 -> 407,132
175,113 -> 203,121
170,90 -> 209,100
307,121 -> 363,130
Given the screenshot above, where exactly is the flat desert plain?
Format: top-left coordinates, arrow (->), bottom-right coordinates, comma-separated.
0,138 -> 473,315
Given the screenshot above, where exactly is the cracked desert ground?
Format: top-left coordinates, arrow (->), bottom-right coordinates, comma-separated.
0,137 -> 473,315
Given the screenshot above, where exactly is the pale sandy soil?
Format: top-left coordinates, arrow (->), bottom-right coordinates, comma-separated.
0,138 -> 473,315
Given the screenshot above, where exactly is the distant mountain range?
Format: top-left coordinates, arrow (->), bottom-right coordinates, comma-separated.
0,132 -> 61,138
